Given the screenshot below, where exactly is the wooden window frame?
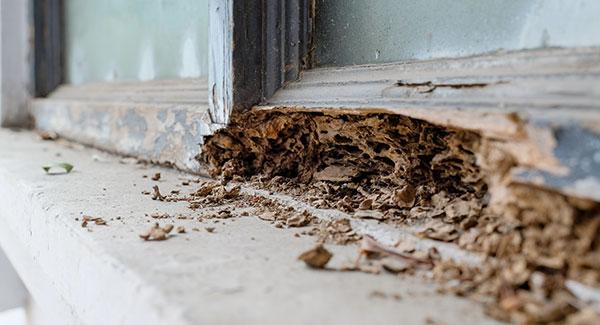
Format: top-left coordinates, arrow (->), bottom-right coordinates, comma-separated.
3,0 -> 600,199
209,0 -> 313,124
23,0 -> 312,172
261,46 -> 600,202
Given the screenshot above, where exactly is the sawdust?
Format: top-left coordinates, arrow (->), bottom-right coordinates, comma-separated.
198,110 -> 600,323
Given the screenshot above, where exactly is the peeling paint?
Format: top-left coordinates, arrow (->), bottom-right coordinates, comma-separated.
32,99 -> 216,174
511,122 -> 600,201
395,80 -> 496,93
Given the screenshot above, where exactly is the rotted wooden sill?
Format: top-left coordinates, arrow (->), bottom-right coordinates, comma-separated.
200,107 -> 600,322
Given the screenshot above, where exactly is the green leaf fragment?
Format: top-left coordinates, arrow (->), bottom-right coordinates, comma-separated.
42,163 -> 74,174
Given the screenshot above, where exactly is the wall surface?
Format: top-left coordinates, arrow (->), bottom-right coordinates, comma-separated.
316,0 -> 600,66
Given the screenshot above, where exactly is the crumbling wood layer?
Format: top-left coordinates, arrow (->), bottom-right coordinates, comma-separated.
200,109 -> 600,322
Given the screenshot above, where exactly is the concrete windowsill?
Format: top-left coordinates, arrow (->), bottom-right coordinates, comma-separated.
0,129 -> 497,325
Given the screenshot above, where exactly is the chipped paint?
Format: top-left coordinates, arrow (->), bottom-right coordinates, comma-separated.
31,96 -> 223,174
511,122 -> 600,201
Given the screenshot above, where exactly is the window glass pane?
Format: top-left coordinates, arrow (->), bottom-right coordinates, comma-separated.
316,0 -> 600,67
65,0 -> 209,84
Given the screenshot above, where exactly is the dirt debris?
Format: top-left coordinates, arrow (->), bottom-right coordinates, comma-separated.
151,173 -> 161,181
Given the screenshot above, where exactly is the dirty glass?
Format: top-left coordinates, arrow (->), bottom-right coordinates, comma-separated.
65,0 -> 209,85
315,0 -> 600,66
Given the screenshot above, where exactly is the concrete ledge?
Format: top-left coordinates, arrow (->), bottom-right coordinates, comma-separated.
0,249 -> 27,312
0,129 -> 497,324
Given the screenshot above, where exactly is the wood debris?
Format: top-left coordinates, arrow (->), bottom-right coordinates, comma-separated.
313,165 -> 359,182
139,223 -> 174,241
162,224 -> 174,233
298,245 -> 332,269
38,131 -> 58,141
149,212 -> 171,219
151,173 -> 161,181
416,220 -> 460,242
286,211 -> 313,227
359,235 -> 434,267
318,218 -> 361,244
358,198 -> 373,210
391,184 -> 416,208
354,209 -> 386,221
81,215 -> 107,227
152,185 -> 165,201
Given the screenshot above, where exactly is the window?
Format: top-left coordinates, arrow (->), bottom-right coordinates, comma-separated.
1,0 -> 599,200
64,0 -> 209,84
315,0 -> 600,66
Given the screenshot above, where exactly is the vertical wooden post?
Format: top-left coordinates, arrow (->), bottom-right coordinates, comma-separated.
208,0 -> 312,125
33,0 -> 64,98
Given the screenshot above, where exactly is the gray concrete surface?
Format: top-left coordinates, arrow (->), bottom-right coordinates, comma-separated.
0,249 -> 27,312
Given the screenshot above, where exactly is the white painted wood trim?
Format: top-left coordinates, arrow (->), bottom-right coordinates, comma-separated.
0,0 -> 32,127
208,0 -> 233,125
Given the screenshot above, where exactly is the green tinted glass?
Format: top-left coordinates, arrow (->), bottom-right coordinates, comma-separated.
316,0 -> 600,66
65,0 -> 209,84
